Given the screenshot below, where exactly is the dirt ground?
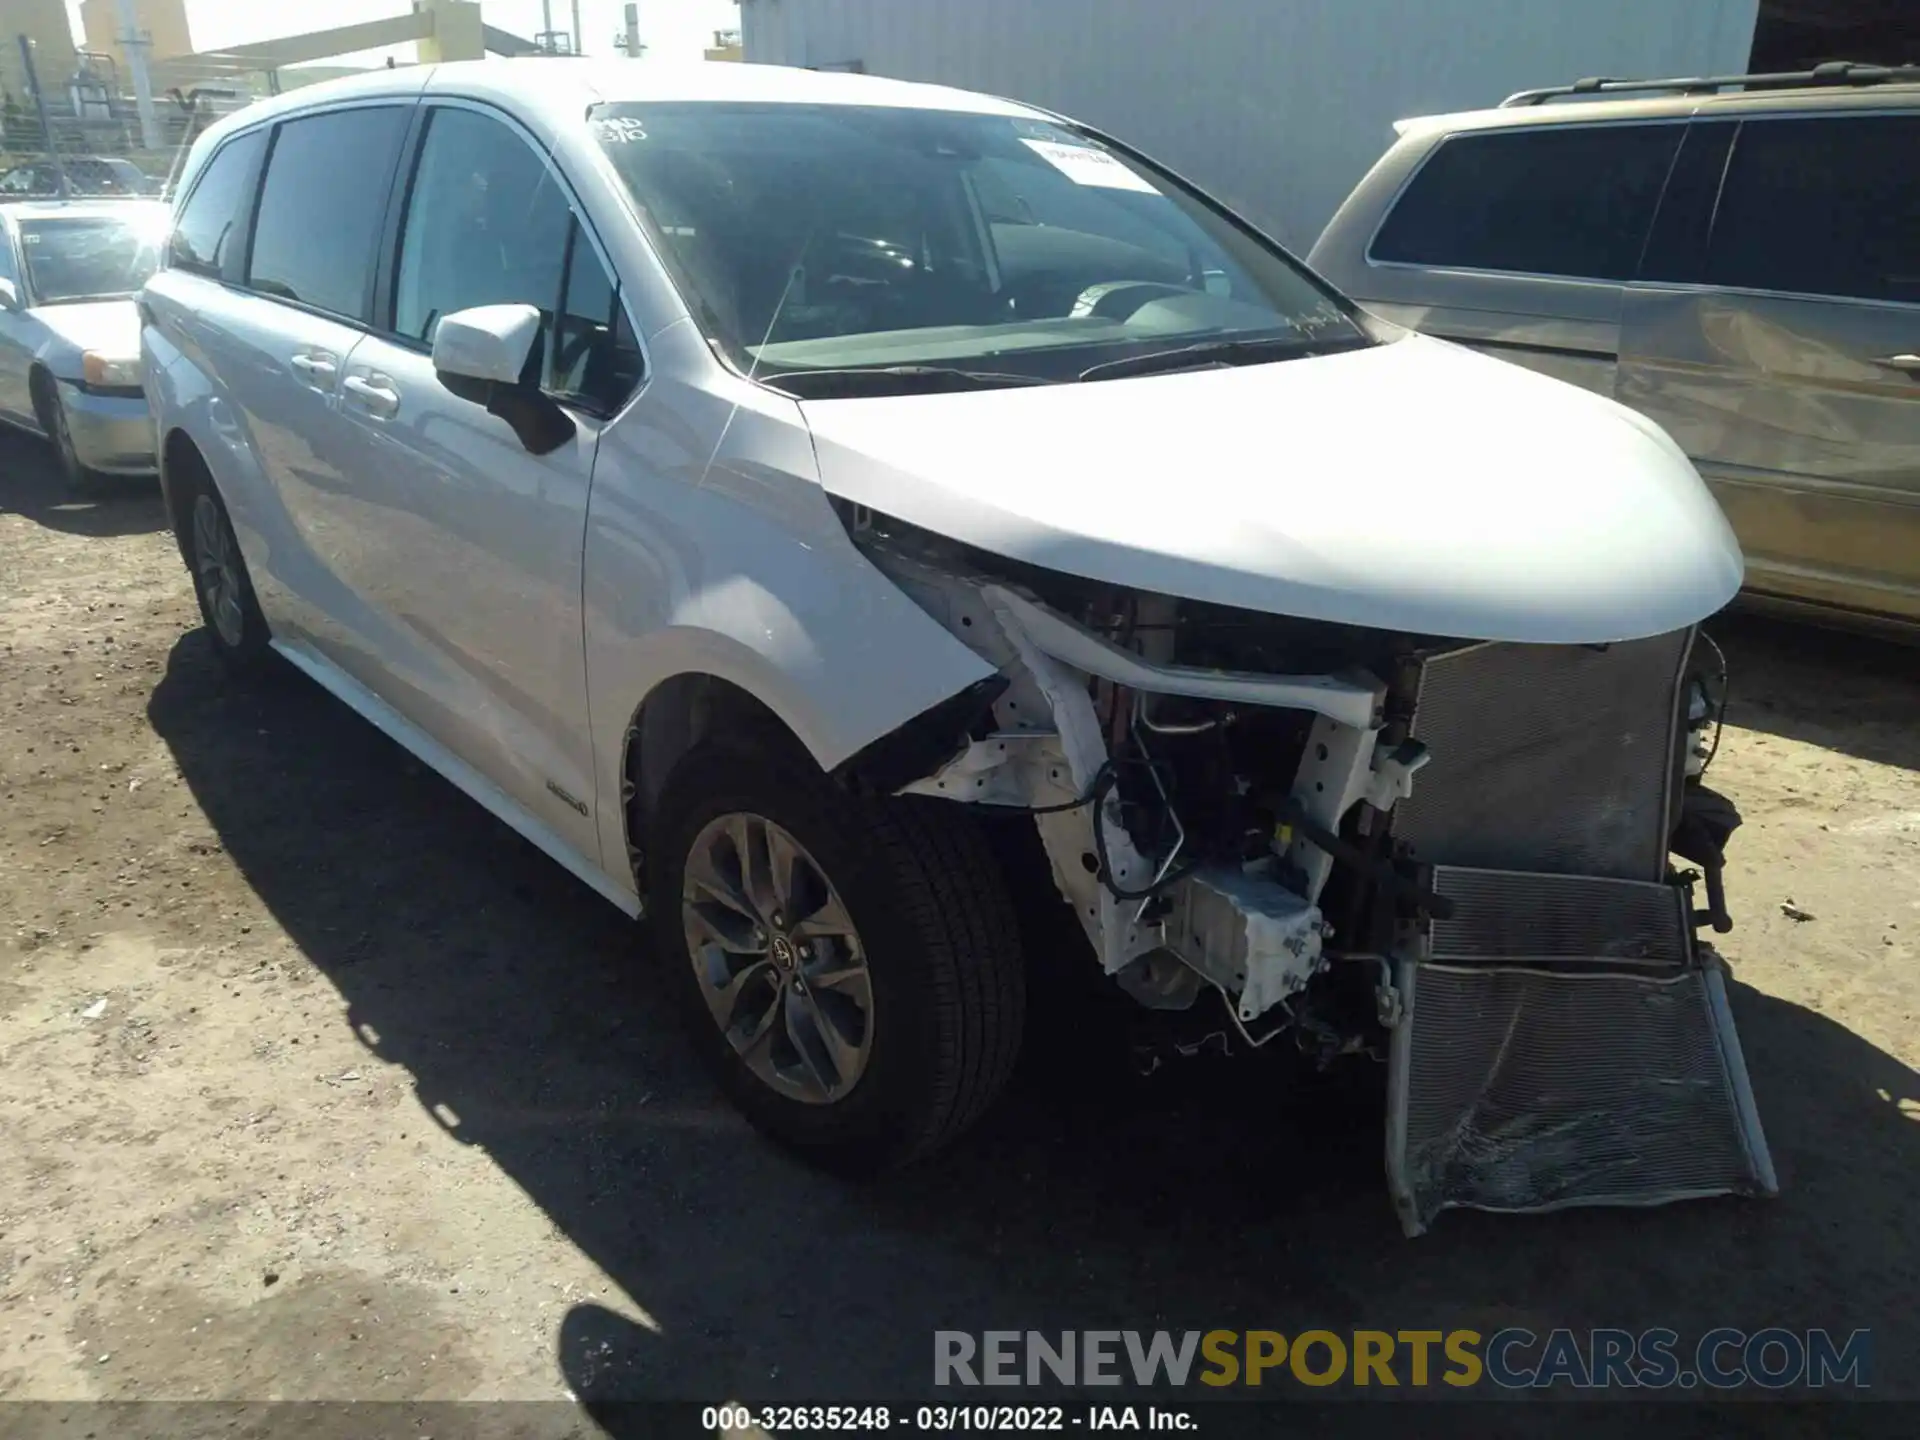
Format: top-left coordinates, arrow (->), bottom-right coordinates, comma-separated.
2,426 -> 1917,1427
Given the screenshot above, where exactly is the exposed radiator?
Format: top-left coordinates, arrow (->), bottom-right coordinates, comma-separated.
1378,635 -> 1775,1233
1393,630 -> 1694,880
1428,867 -> 1692,970
1386,867 -> 1776,1235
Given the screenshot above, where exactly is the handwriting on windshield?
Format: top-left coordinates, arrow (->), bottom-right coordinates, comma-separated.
593,117 -> 649,144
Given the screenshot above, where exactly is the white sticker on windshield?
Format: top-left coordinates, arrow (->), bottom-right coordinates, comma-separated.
1019,139 -> 1159,193
593,116 -> 648,144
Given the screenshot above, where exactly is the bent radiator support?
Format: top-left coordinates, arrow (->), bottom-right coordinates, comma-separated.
1382,635 -> 1777,1234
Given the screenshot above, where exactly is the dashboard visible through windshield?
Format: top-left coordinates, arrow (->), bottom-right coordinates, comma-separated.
590,101 -> 1366,388
18,213 -> 164,305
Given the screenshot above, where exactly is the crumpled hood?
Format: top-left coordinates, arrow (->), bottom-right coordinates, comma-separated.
800,334 -> 1744,644
27,299 -> 141,366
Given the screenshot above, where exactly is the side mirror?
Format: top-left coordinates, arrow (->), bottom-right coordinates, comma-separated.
432,303 -> 541,386
0,277 -> 19,310
431,303 -> 575,457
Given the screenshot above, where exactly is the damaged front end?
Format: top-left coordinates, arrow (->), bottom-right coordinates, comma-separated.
843,506 -> 1776,1235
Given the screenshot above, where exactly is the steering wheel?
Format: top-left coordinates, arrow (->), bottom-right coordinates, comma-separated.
1069,280 -> 1195,321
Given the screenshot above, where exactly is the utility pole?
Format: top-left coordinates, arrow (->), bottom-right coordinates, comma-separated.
618,3 -> 644,57
535,0 -> 569,54
15,35 -> 69,197
571,1 -> 585,56
112,0 -> 164,152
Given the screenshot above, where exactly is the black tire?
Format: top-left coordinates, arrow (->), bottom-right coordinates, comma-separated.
32,372 -> 91,494
173,459 -> 271,672
648,741 -> 1026,1171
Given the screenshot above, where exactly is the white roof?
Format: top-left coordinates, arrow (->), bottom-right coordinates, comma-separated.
440,58 -> 1045,117
199,57 -> 1046,149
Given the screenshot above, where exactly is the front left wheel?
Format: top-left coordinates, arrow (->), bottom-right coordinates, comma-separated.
32,373 -> 91,494
648,742 -> 1027,1172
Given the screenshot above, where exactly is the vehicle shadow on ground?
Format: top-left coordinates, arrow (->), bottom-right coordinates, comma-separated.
1709,613 -> 1919,772
145,632 -> 1919,1422
0,430 -> 168,538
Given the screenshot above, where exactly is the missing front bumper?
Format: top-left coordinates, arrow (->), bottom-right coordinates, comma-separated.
1384,866 -> 1777,1236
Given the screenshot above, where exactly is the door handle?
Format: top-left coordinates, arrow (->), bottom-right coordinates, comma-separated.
1871,353 -> 1920,375
342,373 -> 400,417
289,351 -> 337,379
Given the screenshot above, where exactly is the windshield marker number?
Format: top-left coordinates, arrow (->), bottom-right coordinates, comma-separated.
594,117 -> 648,144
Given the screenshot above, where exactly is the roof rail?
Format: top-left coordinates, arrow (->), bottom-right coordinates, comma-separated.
1500,60 -> 1920,107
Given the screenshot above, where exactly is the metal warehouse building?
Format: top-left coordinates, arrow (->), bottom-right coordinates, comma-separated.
736,0 -> 1766,251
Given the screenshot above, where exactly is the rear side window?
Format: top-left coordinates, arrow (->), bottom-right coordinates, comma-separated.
0,163 -> 59,196
1705,115 -> 1920,305
1371,124 -> 1682,281
169,129 -> 266,278
249,106 -> 409,319
1636,121 -> 1736,284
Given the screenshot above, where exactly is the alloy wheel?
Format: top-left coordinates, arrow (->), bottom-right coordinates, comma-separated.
191,493 -> 247,649
48,397 -> 84,486
681,812 -> 874,1105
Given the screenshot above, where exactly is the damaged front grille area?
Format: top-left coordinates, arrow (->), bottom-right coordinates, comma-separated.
1388,952 -> 1777,1235
849,512 -> 1771,1234
1383,640 -> 1775,1234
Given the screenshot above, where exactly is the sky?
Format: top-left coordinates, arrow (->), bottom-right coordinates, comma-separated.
61,0 -> 742,66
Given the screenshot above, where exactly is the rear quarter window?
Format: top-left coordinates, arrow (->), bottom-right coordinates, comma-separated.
1704,113 -> 1920,305
1370,123 -> 1683,282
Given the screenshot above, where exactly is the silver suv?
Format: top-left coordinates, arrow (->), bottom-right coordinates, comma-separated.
1310,64 -> 1920,639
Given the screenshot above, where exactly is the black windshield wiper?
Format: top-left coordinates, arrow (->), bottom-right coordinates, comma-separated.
1077,332 -> 1370,383
757,365 -> 1055,399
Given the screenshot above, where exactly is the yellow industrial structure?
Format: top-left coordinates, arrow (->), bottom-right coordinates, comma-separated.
3,0 -> 656,159
146,0 -> 499,91
79,0 -> 194,68
0,0 -> 79,100
3,0 -> 519,165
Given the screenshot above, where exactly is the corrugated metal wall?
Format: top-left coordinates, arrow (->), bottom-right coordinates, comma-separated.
737,0 -> 1760,251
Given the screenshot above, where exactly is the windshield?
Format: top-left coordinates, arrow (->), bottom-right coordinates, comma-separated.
590,102 -> 1365,383
18,213 -> 165,304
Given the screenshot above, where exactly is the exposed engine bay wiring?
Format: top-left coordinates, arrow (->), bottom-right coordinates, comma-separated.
846,508 -> 1743,1084
837,505 -> 1775,1235
1024,754 -> 1206,901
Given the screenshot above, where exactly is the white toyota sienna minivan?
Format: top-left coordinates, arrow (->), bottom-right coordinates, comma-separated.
142,59 -> 1775,1233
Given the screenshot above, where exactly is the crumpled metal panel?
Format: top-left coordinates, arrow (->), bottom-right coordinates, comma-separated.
1393,630 -> 1693,880
1386,948 -> 1777,1236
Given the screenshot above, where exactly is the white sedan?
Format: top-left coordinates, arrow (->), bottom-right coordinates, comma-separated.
0,199 -> 165,488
